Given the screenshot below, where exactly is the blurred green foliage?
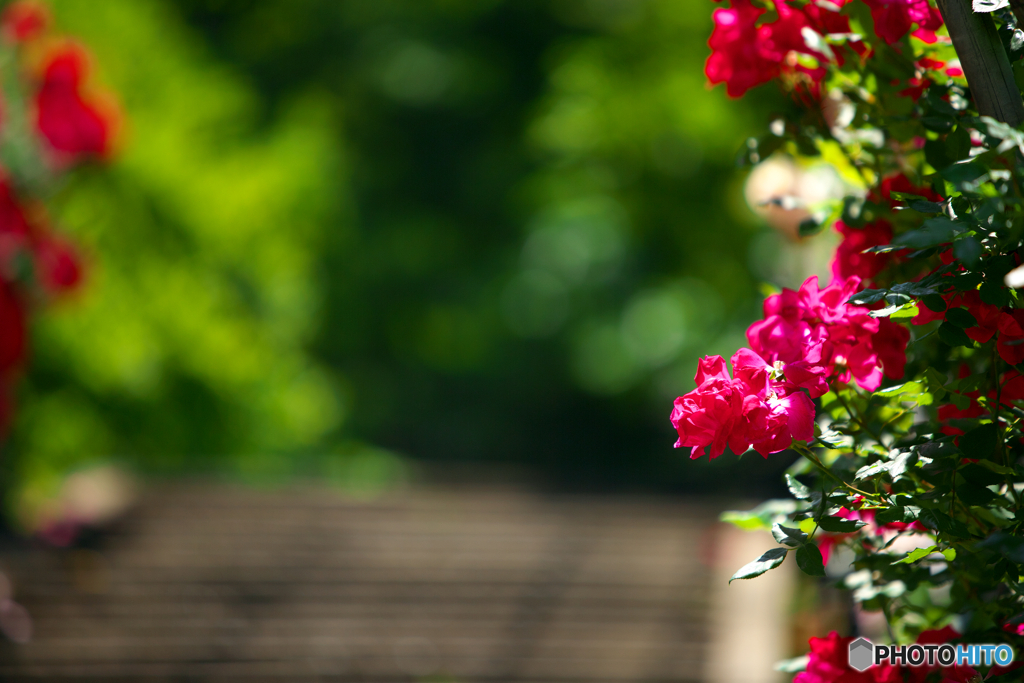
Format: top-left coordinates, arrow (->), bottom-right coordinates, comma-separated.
7,0 -> 805,521
11,0 -> 353,520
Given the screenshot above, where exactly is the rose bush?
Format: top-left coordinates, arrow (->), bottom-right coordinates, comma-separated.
682,0 -> 1024,680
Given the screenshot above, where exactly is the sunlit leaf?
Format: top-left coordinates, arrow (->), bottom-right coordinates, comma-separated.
730,548 -> 788,582
772,523 -> 808,547
893,545 -> 937,564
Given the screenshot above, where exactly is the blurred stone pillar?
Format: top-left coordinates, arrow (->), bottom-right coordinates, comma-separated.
704,525 -> 795,683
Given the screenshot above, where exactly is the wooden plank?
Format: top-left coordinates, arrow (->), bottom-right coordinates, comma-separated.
0,484 -> 717,682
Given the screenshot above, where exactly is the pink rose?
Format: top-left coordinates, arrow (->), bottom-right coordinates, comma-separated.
671,350 -> 815,459
747,275 -> 905,394
671,355 -> 745,459
832,220 -> 896,284
705,0 -> 851,99
860,0 -> 943,45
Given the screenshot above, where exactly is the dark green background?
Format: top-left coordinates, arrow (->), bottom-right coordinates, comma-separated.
7,0 -> 805,524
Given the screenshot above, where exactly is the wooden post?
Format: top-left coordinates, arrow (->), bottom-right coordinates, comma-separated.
935,0 -> 1024,127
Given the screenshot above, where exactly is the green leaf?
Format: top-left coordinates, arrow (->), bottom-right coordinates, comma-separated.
786,474 -> 811,500
885,291 -> 912,307
730,548 -> 789,582
876,505 -> 921,524
923,367 -> 948,397
795,134 -> 819,157
856,460 -> 889,480
854,580 -> 907,601
954,374 -> 985,393
888,450 -> 916,481
855,450 -> 916,482
799,217 -> 825,237
949,391 -> 972,410
960,423 -> 998,460
940,161 -> 986,188
865,244 -> 908,255
721,499 -> 799,531
918,508 -> 971,538
960,463 -> 1003,486
957,481 -> 998,506
890,191 -> 943,213
952,272 -> 984,292
979,280 -> 1011,307
968,116 -> 1024,153
842,196 -> 867,226
922,294 -> 947,312
795,543 -> 826,577
876,381 -> 923,398
871,296 -> 920,318
910,199 -> 944,213
953,236 -> 982,268
890,192 -> 926,202
871,301 -> 918,318
941,547 -> 956,561
938,321 -> 973,347
893,279 -> 944,297
893,545 -> 937,564
922,116 -> 955,134
973,459 -> 1016,476
817,516 -> 867,533
774,656 -> 809,674
893,217 -> 963,249
916,440 -> 959,460
925,137 -> 952,170
891,303 -> 920,319
946,124 -> 972,162
816,430 -> 847,449
847,288 -> 888,306
945,307 -> 978,328
773,523 -> 809,547
977,532 -> 1024,563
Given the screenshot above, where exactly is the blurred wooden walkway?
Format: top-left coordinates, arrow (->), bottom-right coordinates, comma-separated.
0,483 -> 721,682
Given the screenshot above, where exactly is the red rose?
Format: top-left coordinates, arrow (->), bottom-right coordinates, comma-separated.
35,43 -> 117,161
861,0 -> 943,45
1,0 -> 48,43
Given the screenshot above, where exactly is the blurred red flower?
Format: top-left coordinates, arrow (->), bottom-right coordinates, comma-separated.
35,43 -> 118,161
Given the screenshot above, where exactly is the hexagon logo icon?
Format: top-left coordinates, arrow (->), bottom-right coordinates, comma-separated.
849,637 -> 874,672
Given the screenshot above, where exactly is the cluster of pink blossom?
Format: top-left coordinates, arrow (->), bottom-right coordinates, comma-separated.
681,6 -> 951,460
749,275 -> 908,395
796,628 -> 983,683
913,287 -> 1024,365
898,56 -> 965,100
937,365 -> 1024,436
6,2 -> 119,162
832,219 -> 894,283
706,0 -> 861,98
35,44 -> 117,162
0,180 -> 82,426
916,289 -> 1024,435
864,0 -> 943,46
817,503 -> 926,563
831,175 -> 942,285
672,273 -> 909,459
0,1 -> 118,430
706,0 -> 943,99
670,351 -> 815,459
